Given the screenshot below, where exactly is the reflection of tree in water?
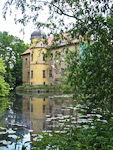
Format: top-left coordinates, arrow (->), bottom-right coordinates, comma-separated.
0,97 -> 12,117
0,125 -> 30,149
4,95 -> 24,128
0,94 -> 77,149
0,95 -> 30,149
0,96 -> 12,129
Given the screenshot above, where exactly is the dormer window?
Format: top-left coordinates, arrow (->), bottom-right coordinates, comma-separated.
59,40 -> 62,44
50,53 -> 53,61
59,40 -> 64,45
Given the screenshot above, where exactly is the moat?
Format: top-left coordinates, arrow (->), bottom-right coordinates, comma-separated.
0,93 -> 77,150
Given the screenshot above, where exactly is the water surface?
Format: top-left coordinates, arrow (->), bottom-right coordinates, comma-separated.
0,93 -> 77,150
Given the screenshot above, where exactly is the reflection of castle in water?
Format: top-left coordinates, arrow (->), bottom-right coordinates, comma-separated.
22,96 -> 77,134
22,96 -> 49,133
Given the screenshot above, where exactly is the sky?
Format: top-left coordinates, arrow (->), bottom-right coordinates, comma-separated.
0,1 -> 37,44
1,0 -> 112,45
0,0 -> 72,45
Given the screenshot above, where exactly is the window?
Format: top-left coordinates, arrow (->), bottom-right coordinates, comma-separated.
43,55 -> 45,61
43,105 -> 46,113
31,70 -> 33,78
25,58 -> 27,65
31,54 -> 33,61
61,68 -> 64,76
50,53 -> 53,61
43,82 -> 45,85
70,109 -> 73,115
49,70 -> 52,77
49,105 -> 52,113
28,72 -> 30,80
31,104 -> 33,112
27,102 -> 30,110
43,122 -> 45,129
59,40 -> 64,45
59,40 -> 62,44
43,70 -> 46,78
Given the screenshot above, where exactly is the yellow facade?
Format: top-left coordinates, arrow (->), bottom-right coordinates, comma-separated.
22,30 -> 80,86
22,95 -> 75,134
22,31 -> 51,86
22,53 -> 30,85
30,47 -> 50,85
22,96 -> 50,133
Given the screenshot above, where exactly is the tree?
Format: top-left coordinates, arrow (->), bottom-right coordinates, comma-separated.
0,31 -> 29,88
2,0 -> 113,149
0,58 -> 10,96
2,0 -> 113,35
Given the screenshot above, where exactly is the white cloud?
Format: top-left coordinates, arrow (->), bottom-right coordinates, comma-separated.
0,0 -> 35,44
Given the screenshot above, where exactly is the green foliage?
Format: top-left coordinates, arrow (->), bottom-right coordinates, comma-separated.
65,28 -> 113,120
32,119 -> 113,150
2,0 -> 113,149
16,85 -> 63,90
0,31 -> 29,88
0,58 -> 10,96
2,0 -> 113,37
63,6 -> 113,149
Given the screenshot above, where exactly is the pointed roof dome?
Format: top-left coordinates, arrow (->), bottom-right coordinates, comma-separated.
31,30 -> 46,39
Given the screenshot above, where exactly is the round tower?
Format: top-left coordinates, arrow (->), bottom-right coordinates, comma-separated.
30,30 -> 46,48
30,30 -> 50,86
31,30 -> 46,39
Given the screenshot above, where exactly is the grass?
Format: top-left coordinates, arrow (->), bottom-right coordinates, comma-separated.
16,92 -> 58,97
16,85 -> 63,90
16,85 -> 72,94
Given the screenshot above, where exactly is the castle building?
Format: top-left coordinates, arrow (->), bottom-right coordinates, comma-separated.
22,30 -> 81,86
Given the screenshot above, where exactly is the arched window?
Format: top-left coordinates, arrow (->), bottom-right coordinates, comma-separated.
31,54 -> 33,61
43,55 -> 45,61
25,58 -> 27,65
28,72 -> 30,79
31,70 -> 33,78
43,105 -> 46,113
43,70 -> 46,78
49,70 -> 52,77
61,68 -> 64,76
50,53 -> 53,61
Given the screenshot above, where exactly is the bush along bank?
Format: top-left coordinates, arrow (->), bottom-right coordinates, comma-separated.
16,85 -> 72,94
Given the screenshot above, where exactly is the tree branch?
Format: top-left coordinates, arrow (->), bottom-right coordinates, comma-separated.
50,2 -> 81,21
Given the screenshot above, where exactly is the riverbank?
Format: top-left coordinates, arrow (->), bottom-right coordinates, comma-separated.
16,85 -> 65,94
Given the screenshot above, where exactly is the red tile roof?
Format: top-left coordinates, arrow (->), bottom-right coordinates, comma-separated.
48,35 -> 54,47
22,49 -> 30,55
22,33 -> 82,55
47,33 -> 79,48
